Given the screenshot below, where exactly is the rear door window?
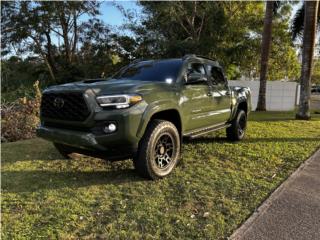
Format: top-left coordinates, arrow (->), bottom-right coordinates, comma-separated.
207,65 -> 226,86
185,62 -> 207,84
187,63 -> 206,75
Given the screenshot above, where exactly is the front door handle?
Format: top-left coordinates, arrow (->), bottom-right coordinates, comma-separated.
207,92 -> 212,97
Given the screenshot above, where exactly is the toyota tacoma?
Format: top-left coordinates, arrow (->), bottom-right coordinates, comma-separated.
37,54 -> 251,179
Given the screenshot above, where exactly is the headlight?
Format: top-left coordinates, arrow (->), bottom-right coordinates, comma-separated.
96,94 -> 142,109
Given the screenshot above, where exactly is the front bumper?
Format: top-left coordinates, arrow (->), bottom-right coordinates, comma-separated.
37,125 -> 139,160
37,126 -> 106,150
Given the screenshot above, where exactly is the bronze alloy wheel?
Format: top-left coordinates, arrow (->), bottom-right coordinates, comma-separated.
154,133 -> 175,169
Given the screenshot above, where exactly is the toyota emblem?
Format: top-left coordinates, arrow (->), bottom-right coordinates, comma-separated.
53,97 -> 64,108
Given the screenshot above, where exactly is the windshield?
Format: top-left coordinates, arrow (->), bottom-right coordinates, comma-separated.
113,59 -> 183,82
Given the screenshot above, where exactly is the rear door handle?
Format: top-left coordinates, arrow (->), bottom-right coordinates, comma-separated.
207,93 -> 212,97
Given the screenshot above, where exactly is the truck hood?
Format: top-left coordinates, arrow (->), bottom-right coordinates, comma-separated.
44,79 -> 173,96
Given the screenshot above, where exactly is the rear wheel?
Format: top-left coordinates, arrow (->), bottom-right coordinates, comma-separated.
134,120 -> 180,180
54,143 -> 73,159
226,109 -> 247,141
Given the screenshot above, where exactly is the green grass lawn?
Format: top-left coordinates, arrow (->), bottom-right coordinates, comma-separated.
2,112 -> 320,239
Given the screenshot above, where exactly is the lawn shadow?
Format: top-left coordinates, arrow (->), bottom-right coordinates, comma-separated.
249,117 -> 295,122
243,137 -> 320,143
2,167 -> 146,193
183,136 -> 229,144
184,136 -> 320,144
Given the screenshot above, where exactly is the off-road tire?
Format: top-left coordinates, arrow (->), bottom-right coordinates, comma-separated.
134,120 -> 180,180
54,143 -> 73,159
226,109 -> 247,141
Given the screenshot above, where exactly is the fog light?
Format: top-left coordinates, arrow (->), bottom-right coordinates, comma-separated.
104,123 -> 117,133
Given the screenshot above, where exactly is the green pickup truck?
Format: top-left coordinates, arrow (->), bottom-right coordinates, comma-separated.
37,55 -> 251,179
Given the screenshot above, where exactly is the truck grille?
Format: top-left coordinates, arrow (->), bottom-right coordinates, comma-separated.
41,92 -> 90,121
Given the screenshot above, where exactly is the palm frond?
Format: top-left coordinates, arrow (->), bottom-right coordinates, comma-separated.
291,3 -> 305,41
291,3 -> 320,41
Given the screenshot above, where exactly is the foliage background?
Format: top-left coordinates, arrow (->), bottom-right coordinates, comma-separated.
1,1 -> 303,103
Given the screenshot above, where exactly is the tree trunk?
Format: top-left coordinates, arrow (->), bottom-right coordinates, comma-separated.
44,57 -> 56,81
71,11 -> 78,63
44,31 -> 57,74
58,7 -> 71,64
30,35 -> 56,81
296,1 -> 319,120
256,1 -> 274,111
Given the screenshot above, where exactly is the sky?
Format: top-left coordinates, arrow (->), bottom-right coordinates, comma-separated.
99,1 -> 142,26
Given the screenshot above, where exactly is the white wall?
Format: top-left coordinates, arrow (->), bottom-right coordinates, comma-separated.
228,80 -> 299,111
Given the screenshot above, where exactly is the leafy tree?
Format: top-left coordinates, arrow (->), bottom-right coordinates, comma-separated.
1,1 -> 101,82
122,1 -> 298,81
123,2 -> 265,74
237,3 -> 300,82
77,20 -> 115,79
268,4 -> 300,81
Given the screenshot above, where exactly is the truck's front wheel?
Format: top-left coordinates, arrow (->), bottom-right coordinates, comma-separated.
134,120 -> 180,180
226,109 -> 247,141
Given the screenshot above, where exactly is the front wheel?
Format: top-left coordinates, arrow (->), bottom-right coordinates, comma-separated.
226,109 -> 247,141
134,120 -> 181,180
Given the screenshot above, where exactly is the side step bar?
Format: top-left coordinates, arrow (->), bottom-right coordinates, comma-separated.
184,123 -> 231,139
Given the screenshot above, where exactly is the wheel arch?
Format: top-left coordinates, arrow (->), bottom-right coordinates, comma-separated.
137,107 -> 183,138
230,99 -> 249,121
149,109 -> 182,135
237,101 -> 248,114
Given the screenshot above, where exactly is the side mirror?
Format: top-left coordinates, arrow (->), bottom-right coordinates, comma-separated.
186,73 -> 207,84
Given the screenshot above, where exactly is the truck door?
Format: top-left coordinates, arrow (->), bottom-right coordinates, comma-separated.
206,65 -> 231,124
180,62 -> 220,131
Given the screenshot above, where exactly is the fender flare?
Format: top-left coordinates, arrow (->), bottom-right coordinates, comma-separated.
136,100 -> 183,138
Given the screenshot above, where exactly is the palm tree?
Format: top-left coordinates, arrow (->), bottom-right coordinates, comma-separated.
256,1 -> 281,111
293,1 -> 319,120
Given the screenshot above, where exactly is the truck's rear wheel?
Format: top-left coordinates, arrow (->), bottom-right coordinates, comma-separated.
226,109 -> 247,141
54,143 -> 73,159
134,120 -> 180,180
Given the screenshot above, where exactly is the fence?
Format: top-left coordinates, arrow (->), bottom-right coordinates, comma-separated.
228,80 -> 299,111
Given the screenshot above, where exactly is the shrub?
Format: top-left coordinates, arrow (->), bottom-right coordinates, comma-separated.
1,81 -> 41,142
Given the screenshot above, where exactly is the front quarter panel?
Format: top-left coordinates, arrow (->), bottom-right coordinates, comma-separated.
136,90 -> 181,138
